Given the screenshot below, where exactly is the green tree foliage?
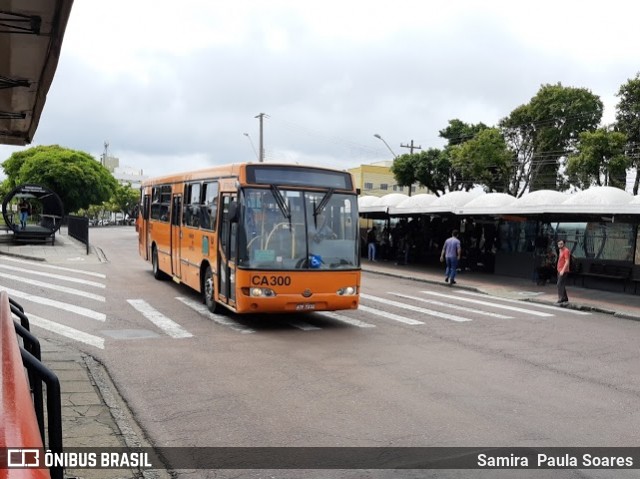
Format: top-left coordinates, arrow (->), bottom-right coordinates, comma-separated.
439,119 -> 489,146
1,145 -> 117,213
414,148 -> 453,196
449,128 -> 513,192
566,128 -> 629,189
615,73 -> 640,194
390,153 -> 418,195
111,182 -> 140,217
500,83 -> 603,193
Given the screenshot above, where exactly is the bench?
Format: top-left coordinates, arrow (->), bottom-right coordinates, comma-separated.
579,263 -> 632,290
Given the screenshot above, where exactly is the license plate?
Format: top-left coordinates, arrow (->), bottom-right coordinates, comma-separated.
295,303 -> 316,311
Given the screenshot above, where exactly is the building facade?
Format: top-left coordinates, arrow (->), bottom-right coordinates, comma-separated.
348,161 -> 430,197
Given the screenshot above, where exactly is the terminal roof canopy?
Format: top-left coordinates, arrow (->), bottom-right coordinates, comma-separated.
0,0 -> 73,145
359,186 -> 640,217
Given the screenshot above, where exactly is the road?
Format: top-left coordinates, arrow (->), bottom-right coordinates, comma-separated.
4,227 -> 640,479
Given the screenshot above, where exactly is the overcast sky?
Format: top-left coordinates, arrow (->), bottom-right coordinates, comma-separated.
2,0 -> 639,178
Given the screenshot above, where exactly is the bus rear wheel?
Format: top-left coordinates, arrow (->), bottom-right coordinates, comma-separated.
203,265 -> 219,313
152,246 -> 167,280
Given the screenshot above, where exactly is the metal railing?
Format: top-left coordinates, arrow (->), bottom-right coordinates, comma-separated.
1,292 -> 63,479
67,214 -> 90,254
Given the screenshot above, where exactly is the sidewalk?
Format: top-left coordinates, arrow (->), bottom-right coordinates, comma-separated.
1,228 -> 161,479
362,259 -> 640,321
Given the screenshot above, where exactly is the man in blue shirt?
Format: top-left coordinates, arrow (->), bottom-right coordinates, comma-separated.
440,230 -> 462,285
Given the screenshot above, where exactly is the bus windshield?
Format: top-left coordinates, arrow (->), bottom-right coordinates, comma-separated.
239,187 -> 359,270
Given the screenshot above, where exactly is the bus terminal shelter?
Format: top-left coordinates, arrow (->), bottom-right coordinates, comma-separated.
359,186 -> 640,295
2,184 -> 64,244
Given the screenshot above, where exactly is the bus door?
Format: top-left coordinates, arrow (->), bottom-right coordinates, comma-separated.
141,194 -> 151,260
171,194 -> 182,279
218,193 -> 238,305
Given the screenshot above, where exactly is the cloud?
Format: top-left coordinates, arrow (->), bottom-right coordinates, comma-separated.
2,0 -> 639,180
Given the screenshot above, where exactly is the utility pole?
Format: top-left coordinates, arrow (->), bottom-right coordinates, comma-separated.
400,139 -> 421,155
400,139 -> 421,196
255,113 -> 267,162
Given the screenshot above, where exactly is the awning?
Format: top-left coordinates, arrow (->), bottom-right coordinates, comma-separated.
0,0 -> 74,145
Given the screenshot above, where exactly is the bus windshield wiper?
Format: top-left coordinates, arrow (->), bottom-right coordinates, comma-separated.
270,185 -> 291,220
313,189 -> 334,218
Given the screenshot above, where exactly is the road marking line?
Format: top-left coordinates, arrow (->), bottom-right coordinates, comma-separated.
389,292 -> 513,319
0,256 -> 106,278
1,286 -> 106,321
458,290 -> 592,315
127,299 -> 193,338
420,291 -> 553,317
316,311 -> 376,328
361,293 -> 472,323
357,304 -> 425,325
176,297 -> 255,334
27,313 -> 105,349
0,272 -> 105,302
287,319 -> 322,331
0,263 -> 106,288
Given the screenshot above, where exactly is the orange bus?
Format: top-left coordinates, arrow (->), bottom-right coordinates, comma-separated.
137,163 -> 361,314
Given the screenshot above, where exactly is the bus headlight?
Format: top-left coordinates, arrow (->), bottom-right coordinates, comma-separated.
250,287 -> 276,297
337,286 -> 358,296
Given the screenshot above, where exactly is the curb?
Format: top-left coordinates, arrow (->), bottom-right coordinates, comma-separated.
0,250 -> 46,261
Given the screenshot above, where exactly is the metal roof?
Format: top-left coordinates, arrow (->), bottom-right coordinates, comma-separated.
0,0 -> 73,145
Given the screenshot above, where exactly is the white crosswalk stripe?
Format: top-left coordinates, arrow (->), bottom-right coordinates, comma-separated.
287,319 -> 322,331
0,272 -> 105,302
176,296 -> 255,334
127,299 -> 193,338
0,263 -> 106,288
315,311 -> 376,328
0,256 -> 106,278
0,264 -> 106,289
389,292 -> 513,319
361,293 -> 472,322
357,304 -> 424,325
28,313 -> 105,349
420,291 -> 554,317
2,286 -> 106,321
458,290 -> 592,315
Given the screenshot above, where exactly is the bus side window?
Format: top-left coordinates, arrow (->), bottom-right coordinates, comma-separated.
183,183 -> 202,228
202,181 -> 219,231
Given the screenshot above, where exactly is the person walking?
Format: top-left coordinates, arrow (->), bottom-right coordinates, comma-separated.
18,199 -> 30,230
441,230 -> 461,285
366,226 -> 377,261
556,239 -> 570,303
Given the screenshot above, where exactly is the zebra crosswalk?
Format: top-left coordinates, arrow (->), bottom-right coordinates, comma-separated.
0,255 -> 592,350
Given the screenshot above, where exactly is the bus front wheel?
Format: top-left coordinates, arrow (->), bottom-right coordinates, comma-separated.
203,265 -> 220,313
152,247 -> 167,280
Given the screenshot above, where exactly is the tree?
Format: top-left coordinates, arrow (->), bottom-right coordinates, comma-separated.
413,148 -> 453,196
390,154 -> 419,195
500,83 -> 603,193
615,73 -> 640,194
565,128 -> 629,189
448,128 -> 513,192
1,145 -> 117,213
111,182 -> 140,218
439,119 -> 489,146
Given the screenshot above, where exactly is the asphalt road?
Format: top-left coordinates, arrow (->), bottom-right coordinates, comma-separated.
4,227 -> 640,479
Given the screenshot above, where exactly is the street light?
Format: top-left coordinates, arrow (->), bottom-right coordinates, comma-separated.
373,133 -> 398,158
243,133 -> 259,161
374,133 -> 413,196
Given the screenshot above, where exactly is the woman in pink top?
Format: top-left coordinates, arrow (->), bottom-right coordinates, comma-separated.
556,239 -> 570,303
